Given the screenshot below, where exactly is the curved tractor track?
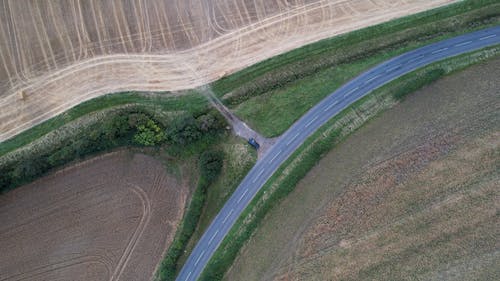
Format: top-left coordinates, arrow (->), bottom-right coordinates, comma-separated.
0,152 -> 187,281
176,26 -> 500,281
0,0 -> 456,142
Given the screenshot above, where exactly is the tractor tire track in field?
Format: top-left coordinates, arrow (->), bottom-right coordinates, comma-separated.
110,184 -> 152,281
0,255 -> 112,281
0,152 -> 186,281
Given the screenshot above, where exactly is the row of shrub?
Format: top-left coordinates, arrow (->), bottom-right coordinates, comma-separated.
217,1 -> 499,107
155,150 -> 224,281
0,107 -> 226,193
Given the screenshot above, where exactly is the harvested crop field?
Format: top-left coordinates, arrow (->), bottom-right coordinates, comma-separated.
225,57 -> 500,280
0,151 -> 189,281
0,0 -> 456,142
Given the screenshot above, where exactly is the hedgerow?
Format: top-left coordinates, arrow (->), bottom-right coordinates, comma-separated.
0,107 -> 226,193
154,149 -> 224,281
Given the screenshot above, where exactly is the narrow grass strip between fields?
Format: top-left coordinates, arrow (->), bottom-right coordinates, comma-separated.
199,47 -> 500,281
219,0 -> 500,137
213,0 -> 500,99
0,92 -> 208,157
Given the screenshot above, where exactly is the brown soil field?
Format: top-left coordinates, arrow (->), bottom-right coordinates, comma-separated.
0,151 -> 189,281
0,0 -> 456,142
225,57 -> 500,280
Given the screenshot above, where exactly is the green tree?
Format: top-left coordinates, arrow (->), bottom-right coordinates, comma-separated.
166,115 -> 201,145
196,111 -> 226,133
133,119 -> 166,146
199,150 -> 224,182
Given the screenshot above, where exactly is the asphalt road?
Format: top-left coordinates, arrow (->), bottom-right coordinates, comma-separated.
176,26 -> 500,281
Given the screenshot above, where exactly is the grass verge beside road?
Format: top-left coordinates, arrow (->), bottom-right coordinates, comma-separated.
154,137 -> 256,280
215,0 -> 499,137
199,47 -> 500,281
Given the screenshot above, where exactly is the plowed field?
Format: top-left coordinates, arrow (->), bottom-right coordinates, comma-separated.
0,151 -> 188,281
0,0 -> 456,141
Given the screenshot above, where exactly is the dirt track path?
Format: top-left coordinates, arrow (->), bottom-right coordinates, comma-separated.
0,0 -> 456,142
201,85 -> 276,157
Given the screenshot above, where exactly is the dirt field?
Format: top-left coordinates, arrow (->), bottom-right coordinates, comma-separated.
0,151 -> 189,281
0,0 -> 456,142
225,58 -> 500,280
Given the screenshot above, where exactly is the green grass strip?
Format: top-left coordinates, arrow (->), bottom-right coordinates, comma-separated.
0,92 -> 208,157
214,1 -> 499,138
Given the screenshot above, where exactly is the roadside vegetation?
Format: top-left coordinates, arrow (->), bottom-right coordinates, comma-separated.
212,0 -> 500,137
154,150 -> 224,281
155,141 -> 255,281
200,46 -> 500,280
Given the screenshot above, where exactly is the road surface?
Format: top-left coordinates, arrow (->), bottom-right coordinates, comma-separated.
176,26 -> 500,281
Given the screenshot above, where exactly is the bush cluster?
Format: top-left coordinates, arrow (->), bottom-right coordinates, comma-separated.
0,110 -> 141,192
0,109 -> 226,193
392,68 -> 446,100
166,111 -> 226,146
199,150 -> 224,182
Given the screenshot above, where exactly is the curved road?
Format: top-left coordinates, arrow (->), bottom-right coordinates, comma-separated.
177,26 -> 500,281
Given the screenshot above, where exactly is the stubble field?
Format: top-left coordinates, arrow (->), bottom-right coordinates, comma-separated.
0,0 -> 456,142
225,55 -> 499,280
0,151 -> 189,281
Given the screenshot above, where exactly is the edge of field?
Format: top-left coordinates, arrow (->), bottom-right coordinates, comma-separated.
215,0 -> 500,137
199,46 -> 500,281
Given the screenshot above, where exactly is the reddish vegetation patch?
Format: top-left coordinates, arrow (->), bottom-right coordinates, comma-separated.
0,151 -> 188,281
300,137 -> 456,258
274,132 -> 499,280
